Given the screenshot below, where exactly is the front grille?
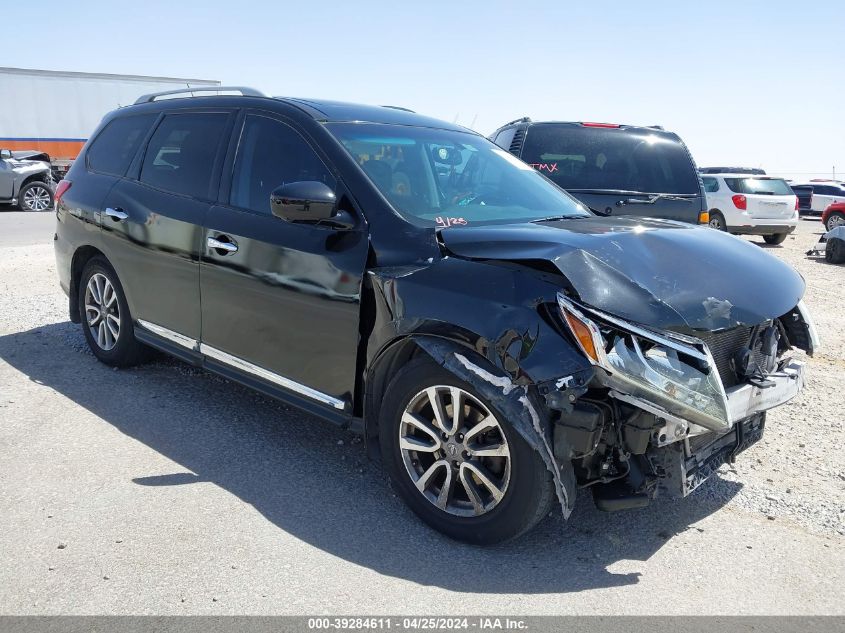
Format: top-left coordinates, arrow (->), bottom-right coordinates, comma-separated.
696,326 -> 753,388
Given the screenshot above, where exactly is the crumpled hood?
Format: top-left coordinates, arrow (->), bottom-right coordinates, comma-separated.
440,216 -> 805,332
8,159 -> 50,175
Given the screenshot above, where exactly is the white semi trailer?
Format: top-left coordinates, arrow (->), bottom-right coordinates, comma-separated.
0,67 -> 220,179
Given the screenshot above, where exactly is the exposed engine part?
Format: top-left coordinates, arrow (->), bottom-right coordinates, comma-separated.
552,400 -> 608,458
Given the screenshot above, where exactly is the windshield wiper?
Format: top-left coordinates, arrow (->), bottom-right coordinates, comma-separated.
530,215 -> 588,223
566,188 -> 645,196
617,193 -> 694,206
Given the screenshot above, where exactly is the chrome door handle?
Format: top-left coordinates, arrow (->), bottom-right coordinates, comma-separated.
207,236 -> 238,253
104,207 -> 128,221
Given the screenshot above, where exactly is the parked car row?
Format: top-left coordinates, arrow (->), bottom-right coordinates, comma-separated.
54,87 -> 817,543
789,180 -> 845,217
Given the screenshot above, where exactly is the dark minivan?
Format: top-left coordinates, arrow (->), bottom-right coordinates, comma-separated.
490,119 -> 708,224
54,88 -> 815,544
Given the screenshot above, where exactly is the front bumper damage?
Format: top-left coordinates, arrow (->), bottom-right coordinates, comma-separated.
651,414 -> 767,498
413,298 -> 809,518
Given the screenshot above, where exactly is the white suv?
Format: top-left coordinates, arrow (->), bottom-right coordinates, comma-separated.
702,174 -> 798,244
792,181 -> 845,214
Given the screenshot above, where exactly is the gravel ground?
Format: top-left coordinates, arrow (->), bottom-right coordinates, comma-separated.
0,213 -> 842,615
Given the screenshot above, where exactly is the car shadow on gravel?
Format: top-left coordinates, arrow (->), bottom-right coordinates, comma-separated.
0,322 -> 742,595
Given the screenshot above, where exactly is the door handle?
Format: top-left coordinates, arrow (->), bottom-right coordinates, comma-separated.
207,236 -> 238,254
104,207 -> 128,221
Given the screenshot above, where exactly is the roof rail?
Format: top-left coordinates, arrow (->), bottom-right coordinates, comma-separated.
381,105 -> 415,113
503,116 -> 531,127
134,86 -> 265,105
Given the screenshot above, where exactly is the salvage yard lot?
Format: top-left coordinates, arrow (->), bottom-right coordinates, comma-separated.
0,212 -> 842,614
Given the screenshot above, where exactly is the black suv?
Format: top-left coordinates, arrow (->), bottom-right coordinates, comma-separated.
490,119 -> 707,224
55,88 -> 816,544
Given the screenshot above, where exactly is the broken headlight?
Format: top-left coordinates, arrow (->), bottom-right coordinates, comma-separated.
557,294 -> 731,432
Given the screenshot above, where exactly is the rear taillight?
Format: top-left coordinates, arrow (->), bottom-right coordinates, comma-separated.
794,196 -> 799,211
732,194 -> 747,210
55,180 -> 71,205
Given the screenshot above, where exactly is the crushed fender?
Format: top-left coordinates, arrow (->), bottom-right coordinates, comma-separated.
416,337 -> 577,519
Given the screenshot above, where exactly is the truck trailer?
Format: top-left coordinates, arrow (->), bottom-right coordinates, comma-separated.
0,67 -> 220,181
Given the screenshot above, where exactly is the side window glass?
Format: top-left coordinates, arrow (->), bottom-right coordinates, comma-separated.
140,113 -> 228,198
493,128 -> 516,150
87,114 -> 157,176
702,177 -> 719,193
231,115 -> 335,214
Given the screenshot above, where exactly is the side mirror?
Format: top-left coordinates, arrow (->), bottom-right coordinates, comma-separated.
270,181 -> 336,223
0,149 -> 11,160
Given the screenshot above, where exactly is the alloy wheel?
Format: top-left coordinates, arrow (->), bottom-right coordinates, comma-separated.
399,385 -> 511,517
827,213 -> 844,231
22,185 -> 52,211
709,214 -> 724,230
84,273 -> 121,351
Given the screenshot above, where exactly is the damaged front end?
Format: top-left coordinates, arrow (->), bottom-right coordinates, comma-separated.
548,294 -> 815,509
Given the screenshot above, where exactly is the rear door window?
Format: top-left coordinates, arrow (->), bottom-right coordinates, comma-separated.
520,124 -> 700,195
724,178 -> 794,195
140,113 -> 229,199
87,114 -> 157,176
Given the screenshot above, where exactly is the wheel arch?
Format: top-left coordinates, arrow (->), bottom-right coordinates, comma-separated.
68,245 -> 107,323
363,333 -> 577,518
363,334 -> 479,459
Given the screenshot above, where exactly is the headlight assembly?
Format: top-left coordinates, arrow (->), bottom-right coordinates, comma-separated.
557,293 -> 732,432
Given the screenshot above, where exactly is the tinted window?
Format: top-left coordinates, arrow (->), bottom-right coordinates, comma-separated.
724,178 -> 797,195
702,177 -> 719,193
520,124 -> 700,195
326,122 -> 588,227
231,115 -> 335,214
140,113 -> 228,198
813,185 -> 845,196
87,114 -> 156,176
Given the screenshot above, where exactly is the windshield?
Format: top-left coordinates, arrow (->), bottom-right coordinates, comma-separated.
519,124 -> 701,195
724,177 -> 794,196
326,123 -> 589,227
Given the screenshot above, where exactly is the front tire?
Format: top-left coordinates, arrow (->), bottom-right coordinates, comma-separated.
763,233 -> 787,245
78,256 -> 148,367
379,356 -> 554,544
18,181 -> 54,211
826,211 -> 845,232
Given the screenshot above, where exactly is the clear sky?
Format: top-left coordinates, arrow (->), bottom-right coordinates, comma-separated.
4,0 -> 843,181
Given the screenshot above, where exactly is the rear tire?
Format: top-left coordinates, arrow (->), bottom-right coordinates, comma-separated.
78,256 -> 149,367
763,233 -> 787,245
826,238 -> 845,264
379,356 -> 555,544
708,211 -> 726,231
826,211 -> 845,232
18,181 -> 54,211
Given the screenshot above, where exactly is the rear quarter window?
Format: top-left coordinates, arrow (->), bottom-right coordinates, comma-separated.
702,177 -> 720,193
86,114 -> 157,176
